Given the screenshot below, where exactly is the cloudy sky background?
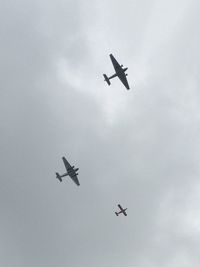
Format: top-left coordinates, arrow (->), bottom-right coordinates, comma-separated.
1,0 -> 200,266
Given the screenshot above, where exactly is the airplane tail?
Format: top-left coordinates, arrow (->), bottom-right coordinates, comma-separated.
103,74 -> 111,86
115,212 -> 119,216
56,172 -> 62,182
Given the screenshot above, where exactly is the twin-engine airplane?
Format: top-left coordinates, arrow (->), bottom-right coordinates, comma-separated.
103,54 -> 130,90
115,204 -> 127,216
56,157 -> 80,186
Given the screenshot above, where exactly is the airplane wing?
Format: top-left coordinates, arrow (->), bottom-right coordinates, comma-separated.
110,54 -> 130,89
123,210 -> 127,216
118,204 -> 123,211
118,72 -> 130,90
110,54 -> 121,72
62,157 -> 71,170
68,173 -> 80,186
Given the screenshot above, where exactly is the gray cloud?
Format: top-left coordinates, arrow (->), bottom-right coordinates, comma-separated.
1,0 -> 200,266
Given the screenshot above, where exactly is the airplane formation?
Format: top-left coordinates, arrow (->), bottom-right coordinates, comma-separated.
55,53 -> 129,217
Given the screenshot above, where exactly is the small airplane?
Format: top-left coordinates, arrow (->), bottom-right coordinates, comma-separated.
115,204 -> 127,216
56,157 -> 80,186
103,54 -> 130,90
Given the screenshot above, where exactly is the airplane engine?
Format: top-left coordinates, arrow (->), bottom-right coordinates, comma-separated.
126,74 -> 128,76
121,64 -> 123,67
67,166 -> 74,171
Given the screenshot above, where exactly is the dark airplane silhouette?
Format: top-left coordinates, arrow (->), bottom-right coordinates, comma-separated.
115,204 -> 127,216
56,157 -> 80,186
103,54 -> 130,90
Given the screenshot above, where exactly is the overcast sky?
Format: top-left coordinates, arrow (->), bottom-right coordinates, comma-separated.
1,0 -> 200,266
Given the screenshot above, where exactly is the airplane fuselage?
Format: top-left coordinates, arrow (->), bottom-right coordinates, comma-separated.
61,168 -> 79,177
109,67 -> 128,80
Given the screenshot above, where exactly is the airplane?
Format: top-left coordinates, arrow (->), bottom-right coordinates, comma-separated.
103,54 -> 130,90
56,157 -> 80,186
115,204 -> 127,216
